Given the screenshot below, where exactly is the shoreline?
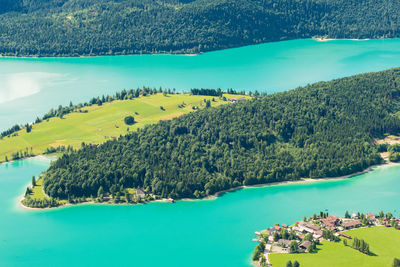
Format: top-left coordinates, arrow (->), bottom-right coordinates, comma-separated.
0,37 -> 394,60
204,162 -> 392,200
313,37 -> 371,42
18,195 -> 175,211
19,161 -> 396,211
0,52 -> 203,60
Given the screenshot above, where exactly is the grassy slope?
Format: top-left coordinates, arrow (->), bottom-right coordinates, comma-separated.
26,177 -> 68,204
269,227 -> 400,267
0,93 -> 244,162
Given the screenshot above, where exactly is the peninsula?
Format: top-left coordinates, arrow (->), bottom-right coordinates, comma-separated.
20,68 -> 400,208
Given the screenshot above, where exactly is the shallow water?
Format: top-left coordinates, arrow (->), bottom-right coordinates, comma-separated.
1,158 -> 400,266
2,38 -> 400,130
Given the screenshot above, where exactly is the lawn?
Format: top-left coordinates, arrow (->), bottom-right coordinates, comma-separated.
0,93 -> 245,162
30,178 -> 47,199
269,226 -> 400,266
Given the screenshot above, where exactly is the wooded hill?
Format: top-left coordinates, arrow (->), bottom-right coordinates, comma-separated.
42,68 -> 400,200
1,0 -> 400,56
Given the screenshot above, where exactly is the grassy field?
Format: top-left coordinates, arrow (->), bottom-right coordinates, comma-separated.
25,177 -> 68,205
0,93 -> 245,162
269,226 -> 400,267
30,178 -> 47,199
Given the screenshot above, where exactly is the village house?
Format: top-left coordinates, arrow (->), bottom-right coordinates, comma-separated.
343,219 -> 362,229
228,97 -> 246,103
277,239 -> 291,248
299,240 -> 312,251
296,221 -> 321,234
136,188 -> 146,197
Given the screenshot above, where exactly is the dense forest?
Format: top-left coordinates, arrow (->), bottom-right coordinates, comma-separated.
0,0 -> 399,56
42,68 -> 400,201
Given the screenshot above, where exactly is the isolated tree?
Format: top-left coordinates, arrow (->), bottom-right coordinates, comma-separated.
97,186 -> 104,197
273,232 -> 280,242
32,176 -> 36,186
345,211 -> 350,218
125,191 -> 130,203
25,187 -> 32,196
282,229 -> 289,240
124,116 -> 135,125
379,210 -> 384,218
114,192 -> 121,203
286,261 -> 293,267
293,261 -> 300,267
364,243 -> 370,255
393,258 -> 400,267
289,241 -> 298,253
304,233 -> 313,241
26,124 -> 32,133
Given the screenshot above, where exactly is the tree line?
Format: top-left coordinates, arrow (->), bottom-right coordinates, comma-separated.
41,68 -> 400,201
1,0 -> 400,57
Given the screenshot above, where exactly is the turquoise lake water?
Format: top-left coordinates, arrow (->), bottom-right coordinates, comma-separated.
2,39 -> 400,266
1,158 -> 400,266
1,38 -> 400,130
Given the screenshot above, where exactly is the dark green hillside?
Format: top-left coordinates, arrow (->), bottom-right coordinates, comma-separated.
1,0 -> 400,56
43,69 -> 400,200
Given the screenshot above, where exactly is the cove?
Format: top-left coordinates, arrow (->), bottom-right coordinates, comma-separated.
2,38 -> 400,130
1,158 -> 400,266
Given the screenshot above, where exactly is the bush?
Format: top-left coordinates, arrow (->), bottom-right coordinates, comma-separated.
124,116 -> 135,125
389,152 -> 400,162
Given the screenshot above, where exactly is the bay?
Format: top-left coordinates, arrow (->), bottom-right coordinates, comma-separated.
1,158 -> 400,266
1,38 -> 400,130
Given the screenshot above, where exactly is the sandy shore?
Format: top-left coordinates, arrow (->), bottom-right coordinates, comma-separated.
313,37 -> 370,42
19,192 -> 175,211
20,161 -> 398,210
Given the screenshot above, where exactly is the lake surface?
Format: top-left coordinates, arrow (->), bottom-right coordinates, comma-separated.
1,158 -> 400,266
2,38 -> 400,130
2,38 -> 400,266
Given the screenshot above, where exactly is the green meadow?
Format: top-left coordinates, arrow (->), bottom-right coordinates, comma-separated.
1,93 -> 244,162
270,226 -> 400,267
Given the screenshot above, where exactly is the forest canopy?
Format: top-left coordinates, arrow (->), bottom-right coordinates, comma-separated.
0,0 -> 400,56
42,68 -> 400,201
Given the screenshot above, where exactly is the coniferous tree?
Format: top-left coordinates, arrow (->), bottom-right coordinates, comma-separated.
345,211 -> 350,218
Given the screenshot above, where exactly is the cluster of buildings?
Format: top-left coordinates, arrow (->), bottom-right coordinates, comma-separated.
253,212 -> 400,265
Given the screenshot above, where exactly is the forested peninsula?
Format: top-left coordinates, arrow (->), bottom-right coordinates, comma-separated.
1,0 -> 400,57
37,68 -> 400,206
